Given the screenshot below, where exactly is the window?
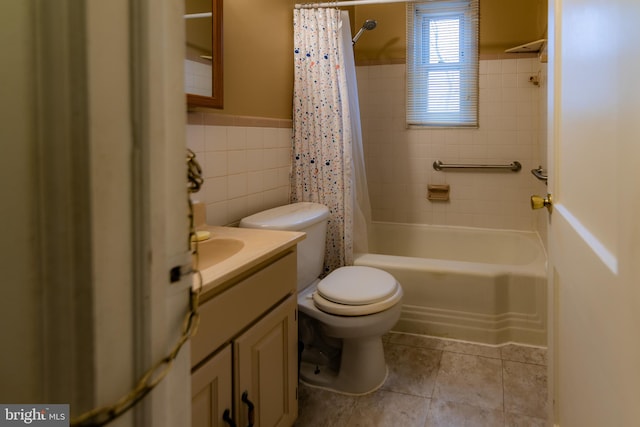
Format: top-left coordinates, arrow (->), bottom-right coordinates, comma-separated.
407,0 -> 479,127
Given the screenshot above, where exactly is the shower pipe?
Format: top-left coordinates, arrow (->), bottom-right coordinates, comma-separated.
295,0 -> 409,9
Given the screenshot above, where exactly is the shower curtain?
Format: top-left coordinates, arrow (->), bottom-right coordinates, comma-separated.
292,8 -> 372,274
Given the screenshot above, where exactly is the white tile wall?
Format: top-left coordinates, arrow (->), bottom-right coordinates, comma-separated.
186,124 -> 292,225
357,58 -> 545,231
186,57 -> 548,233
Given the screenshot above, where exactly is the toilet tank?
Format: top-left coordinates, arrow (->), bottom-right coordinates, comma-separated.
239,202 -> 330,291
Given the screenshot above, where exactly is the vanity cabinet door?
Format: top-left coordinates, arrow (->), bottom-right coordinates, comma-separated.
234,294 -> 298,427
192,345 -> 233,427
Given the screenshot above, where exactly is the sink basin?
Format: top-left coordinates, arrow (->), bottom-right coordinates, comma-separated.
190,225 -> 305,297
193,238 -> 245,270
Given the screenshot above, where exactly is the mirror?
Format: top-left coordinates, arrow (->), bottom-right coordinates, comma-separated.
185,0 -> 223,108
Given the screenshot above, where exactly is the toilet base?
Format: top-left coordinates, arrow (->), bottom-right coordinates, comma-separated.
300,335 -> 388,395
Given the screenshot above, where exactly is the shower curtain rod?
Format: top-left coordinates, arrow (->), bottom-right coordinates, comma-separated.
184,12 -> 212,19
295,0 -> 409,9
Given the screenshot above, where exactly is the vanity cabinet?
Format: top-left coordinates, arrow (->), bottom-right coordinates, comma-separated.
191,249 -> 298,427
192,344 -> 233,427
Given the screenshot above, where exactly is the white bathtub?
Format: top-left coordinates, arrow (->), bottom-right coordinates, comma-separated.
354,222 -> 547,346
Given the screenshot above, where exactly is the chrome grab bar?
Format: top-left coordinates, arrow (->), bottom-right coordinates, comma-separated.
433,160 -> 522,172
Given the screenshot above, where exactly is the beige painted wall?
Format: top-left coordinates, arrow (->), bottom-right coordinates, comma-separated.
479,0 -> 547,54
353,0 -> 547,62
213,0 -> 296,119
353,3 -> 407,63
209,0 -> 546,119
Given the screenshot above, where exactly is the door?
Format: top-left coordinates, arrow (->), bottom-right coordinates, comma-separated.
546,1 -> 640,426
0,0 -> 192,425
235,295 -> 298,427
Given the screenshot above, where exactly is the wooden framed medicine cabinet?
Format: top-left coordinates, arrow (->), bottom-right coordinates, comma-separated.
185,0 -> 223,108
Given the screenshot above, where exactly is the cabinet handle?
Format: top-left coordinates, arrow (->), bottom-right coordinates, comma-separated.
222,409 -> 236,427
241,391 -> 255,427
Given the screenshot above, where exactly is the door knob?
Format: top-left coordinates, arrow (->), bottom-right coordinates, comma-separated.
531,194 -> 553,213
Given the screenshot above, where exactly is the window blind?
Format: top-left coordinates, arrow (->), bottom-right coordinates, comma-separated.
407,0 -> 479,127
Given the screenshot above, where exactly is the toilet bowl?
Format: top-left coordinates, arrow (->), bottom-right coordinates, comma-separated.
239,202 -> 403,394
297,272 -> 402,394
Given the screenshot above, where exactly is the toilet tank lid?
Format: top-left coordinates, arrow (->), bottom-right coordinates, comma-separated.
239,202 -> 329,231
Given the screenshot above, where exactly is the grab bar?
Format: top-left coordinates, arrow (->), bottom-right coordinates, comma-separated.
433,160 -> 522,172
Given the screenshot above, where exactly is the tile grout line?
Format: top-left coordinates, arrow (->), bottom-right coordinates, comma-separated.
428,345 -> 445,402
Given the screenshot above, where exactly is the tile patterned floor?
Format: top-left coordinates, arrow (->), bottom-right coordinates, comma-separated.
294,332 -> 548,427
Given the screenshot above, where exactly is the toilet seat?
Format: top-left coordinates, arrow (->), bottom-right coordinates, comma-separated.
312,266 -> 402,316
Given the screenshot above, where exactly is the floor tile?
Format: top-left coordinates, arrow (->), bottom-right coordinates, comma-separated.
501,344 -> 547,366
294,383 -> 358,427
425,399 -> 505,427
443,340 -> 502,359
295,333 -> 550,427
504,412 -> 548,427
433,352 -> 504,410
345,389 -> 430,427
503,360 -> 548,419
388,332 -> 446,350
382,343 -> 442,397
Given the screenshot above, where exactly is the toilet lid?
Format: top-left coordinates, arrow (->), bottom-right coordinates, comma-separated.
312,284 -> 402,316
316,266 -> 398,305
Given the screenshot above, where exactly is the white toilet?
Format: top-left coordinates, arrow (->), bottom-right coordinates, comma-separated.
239,202 -> 403,395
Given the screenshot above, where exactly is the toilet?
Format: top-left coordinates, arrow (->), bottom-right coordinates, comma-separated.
239,202 -> 403,395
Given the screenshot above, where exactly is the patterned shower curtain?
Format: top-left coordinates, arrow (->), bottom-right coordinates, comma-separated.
292,8 -> 369,274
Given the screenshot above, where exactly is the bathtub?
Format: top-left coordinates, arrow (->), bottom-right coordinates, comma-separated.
354,222 -> 547,346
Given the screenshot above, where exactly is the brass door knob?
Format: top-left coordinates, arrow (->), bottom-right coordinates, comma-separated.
531,194 -> 553,213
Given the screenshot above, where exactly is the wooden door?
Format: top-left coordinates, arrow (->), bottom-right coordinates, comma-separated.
546,1 -> 640,425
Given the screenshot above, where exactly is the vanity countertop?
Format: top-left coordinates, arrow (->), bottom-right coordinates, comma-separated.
193,225 -> 305,299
